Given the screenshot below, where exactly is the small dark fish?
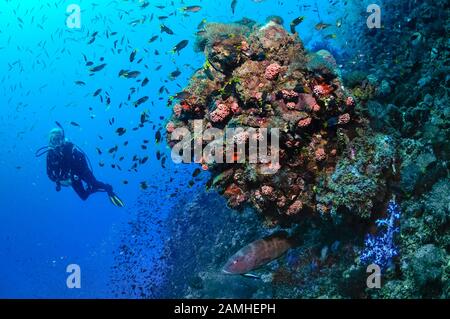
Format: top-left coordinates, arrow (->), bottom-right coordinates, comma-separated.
290,16 -> 305,34
134,96 -> 149,107
182,6 -> 202,13
148,35 -> 159,43
116,128 -> 126,136
108,146 -> 118,154
171,40 -> 188,54
140,111 -> 148,124
140,182 -> 148,190
141,77 -> 149,87
315,22 -> 332,31
90,63 -> 107,72
169,69 -> 181,80
96,147 -> 102,155
196,30 -> 207,37
192,168 -> 201,177
171,91 -> 190,101
324,34 -> 337,40
160,24 -> 174,35
93,88 -> 102,96
204,65 -> 214,81
119,70 -> 141,79
141,156 -> 149,164
75,81 -> 86,86
128,71 -> 142,79
86,61 -> 94,66
155,130 -> 162,143
70,121 -> 80,127
156,150 -> 161,160
188,180 -> 195,187
129,49 -> 138,62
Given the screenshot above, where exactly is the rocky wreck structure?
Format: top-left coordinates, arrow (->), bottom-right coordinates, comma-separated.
166,20 -> 394,225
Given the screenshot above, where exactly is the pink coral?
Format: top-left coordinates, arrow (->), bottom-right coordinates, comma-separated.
287,200 -> 303,216
298,117 -> 312,127
261,185 -> 274,196
277,196 -> 287,208
313,84 -> 333,96
346,96 -> 355,107
241,40 -> 250,51
282,89 -> 299,99
338,113 -> 351,125
230,100 -> 240,113
286,102 -> 297,110
252,91 -> 263,100
299,94 -> 320,112
210,102 -> 230,123
315,148 -> 326,161
265,63 -> 282,80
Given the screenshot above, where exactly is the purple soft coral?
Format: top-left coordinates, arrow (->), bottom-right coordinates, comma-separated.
360,199 -> 401,270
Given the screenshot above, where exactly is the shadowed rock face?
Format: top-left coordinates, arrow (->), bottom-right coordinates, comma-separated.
165,20 -> 388,224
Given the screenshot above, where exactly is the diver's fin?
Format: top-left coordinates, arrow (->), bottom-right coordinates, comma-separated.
109,193 -> 125,208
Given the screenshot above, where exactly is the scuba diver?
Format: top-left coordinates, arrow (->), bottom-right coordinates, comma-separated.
36,122 -> 124,207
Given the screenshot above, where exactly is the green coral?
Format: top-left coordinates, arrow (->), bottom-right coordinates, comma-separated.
316,133 -> 396,219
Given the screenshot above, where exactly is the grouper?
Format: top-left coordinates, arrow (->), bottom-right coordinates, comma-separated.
222,231 -> 297,276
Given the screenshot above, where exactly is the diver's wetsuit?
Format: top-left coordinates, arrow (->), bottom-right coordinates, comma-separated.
47,142 -> 112,200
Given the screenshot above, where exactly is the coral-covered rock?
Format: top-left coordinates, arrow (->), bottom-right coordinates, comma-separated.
265,63 -> 283,80
166,21 -> 380,223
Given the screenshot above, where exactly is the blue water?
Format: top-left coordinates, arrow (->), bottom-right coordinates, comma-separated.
0,0 -> 366,298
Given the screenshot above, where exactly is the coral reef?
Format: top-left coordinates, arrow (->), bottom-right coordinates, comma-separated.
341,0 -> 450,299
166,20 -> 389,224
117,1 -> 449,300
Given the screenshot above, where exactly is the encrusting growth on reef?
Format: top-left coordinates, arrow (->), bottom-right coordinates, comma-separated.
166,20 -> 393,225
